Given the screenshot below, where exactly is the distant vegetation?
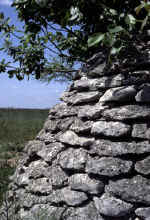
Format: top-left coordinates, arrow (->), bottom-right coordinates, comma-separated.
0,107 -> 49,205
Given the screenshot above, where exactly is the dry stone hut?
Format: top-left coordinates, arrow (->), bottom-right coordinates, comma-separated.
2,37 -> 150,220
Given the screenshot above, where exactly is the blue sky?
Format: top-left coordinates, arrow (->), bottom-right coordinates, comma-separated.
0,0 -> 68,109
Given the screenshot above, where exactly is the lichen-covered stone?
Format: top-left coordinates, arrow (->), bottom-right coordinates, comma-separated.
61,187 -> 88,206
106,175 -> 150,204
93,193 -> 133,217
69,173 -> 104,195
36,130 -> 56,144
102,105 -> 150,121
26,178 -> 52,195
48,187 -> 88,206
61,91 -> 101,105
24,140 -> 44,156
43,119 -> 59,132
78,104 -> 108,119
57,130 -> 94,147
43,117 -> 75,133
70,119 -> 92,133
37,142 -> 65,164
91,121 -> 131,137
90,139 -> 150,156
59,148 -> 87,171
63,202 -> 104,220
86,156 -> 132,177
48,165 -> 68,188
99,86 -> 137,102
19,205 -> 65,220
49,103 -> 77,118
135,156 -> 150,175
132,123 -> 150,139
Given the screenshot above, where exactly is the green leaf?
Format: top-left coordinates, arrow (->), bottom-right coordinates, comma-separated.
110,46 -> 123,55
88,33 -> 105,47
109,9 -> 117,16
108,26 -> 124,34
125,14 -> 136,25
144,2 -> 150,12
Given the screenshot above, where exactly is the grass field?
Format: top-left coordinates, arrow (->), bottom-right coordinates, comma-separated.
0,107 -> 49,204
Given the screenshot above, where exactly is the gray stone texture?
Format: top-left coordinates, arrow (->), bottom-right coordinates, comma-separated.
99,86 -> 137,102
63,202 -> 104,220
135,207 -> 150,219
69,173 -> 104,195
88,62 -> 106,77
73,74 -> 125,91
102,105 -> 150,120
91,121 -> 131,137
78,104 -> 108,119
61,91 -> 101,105
132,123 -> 150,139
135,84 -> 150,102
106,175 -> 150,204
135,156 -> 150,175
94,193 -> 133,217
59,148 -> 87,171
70,118 -> 92,133
37,142 -> 65,164
86,156 -> 132,177
57,130 -> 94,147
90,139 -> 150,156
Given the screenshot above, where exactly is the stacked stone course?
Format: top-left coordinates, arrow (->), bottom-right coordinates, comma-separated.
2,43 -> 150,220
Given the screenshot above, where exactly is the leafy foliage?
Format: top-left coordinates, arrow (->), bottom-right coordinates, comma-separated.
0,0 -> 150,81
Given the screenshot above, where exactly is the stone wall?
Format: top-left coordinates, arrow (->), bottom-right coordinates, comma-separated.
2,41 -> 150,220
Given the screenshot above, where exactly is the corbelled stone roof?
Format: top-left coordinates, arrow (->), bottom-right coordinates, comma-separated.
1,43 -> 150,220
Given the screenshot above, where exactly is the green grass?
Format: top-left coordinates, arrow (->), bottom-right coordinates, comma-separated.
0,107 -> 49,205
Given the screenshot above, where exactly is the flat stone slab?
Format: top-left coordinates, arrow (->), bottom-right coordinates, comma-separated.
91,121 -> 131,137
135,207 -> 150,219
37,142 -> 65,164
86,156 -> 132,177
64,202 -> 104,220
61,91 -> 101,105
26,178 -> 52,195
70,119 -> 92,133
102,105 -> 150,121
24,140 -> 44,157
135,84 -> 150,102
20,205 -> 65,220
59,148 -> 87,171
99,86 -> 137,102
94,193 -> 133,217
49,103 -> 77,118
132,123 -> 150,139
135,156 -> 150,175
69,173 -> 104,195
57,130 -> 94,147
44,117 -> 75,133
48,187 -> 88,206
48,165 -> 68,188
106,175 -> 150,204
78,104 -> 108,119
88,62 -> 106,77
90,139 -> 150,156
73,74 -> 124,91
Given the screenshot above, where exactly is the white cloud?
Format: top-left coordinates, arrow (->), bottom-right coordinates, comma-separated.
0,0 -> 12,6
